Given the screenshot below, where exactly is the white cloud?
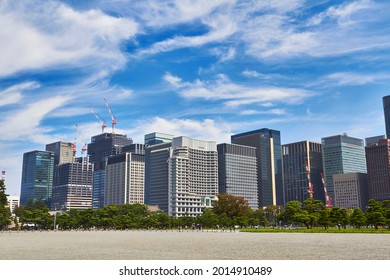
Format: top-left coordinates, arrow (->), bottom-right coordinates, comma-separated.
0,81 -> 40,106
0,0 -> 138,77
323,72 -> 390,86
0,95 -> 71,141
128,116 -> 232,144
240,108 -> 286,115
164,73 -> 314,107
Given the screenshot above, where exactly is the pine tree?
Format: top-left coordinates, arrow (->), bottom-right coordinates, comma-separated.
0,179 -> 11,230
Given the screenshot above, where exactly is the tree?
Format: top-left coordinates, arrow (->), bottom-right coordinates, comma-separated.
303,198 -> 325,228
350,208 -> 366,229
329,207 -> 349,229
212,194 -> 252,219
279,200 -> 309,227
318,208 -> 331,229
365,199 -> 386,229
0,180 -> 11,230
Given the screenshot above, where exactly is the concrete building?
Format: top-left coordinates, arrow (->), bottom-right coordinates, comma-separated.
282,141 -> 323,204
231,128 -> 283,207
333,173 -> 368,210
7,196 -> 20,214
321,134 -> 367,205
87,132 -> 133,209
105,149 -> 145,206
51,158 -> 93,210
20,150 -> 55,207
45,141 -> 75,165
217,143 -> 258,209
383,95 -> 390,138
168,136 -> 218,217
365,135 -> 385,147
365,138 -> 390,201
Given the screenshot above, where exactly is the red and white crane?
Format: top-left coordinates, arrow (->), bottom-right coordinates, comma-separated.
90,107 -> 107,134
104,98 -> 117,134
305,161 -> 314,199
321,173 -> 332,208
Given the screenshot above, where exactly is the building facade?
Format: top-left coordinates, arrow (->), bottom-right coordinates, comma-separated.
20,150 -> 55,206
231,128 -> 283,207
145,132 -> 174,146
217,143 -> 258,209
282,141 -> 323,204
321,134 -> 367,205
144,142 -> 172,213
7,196 -> 20,214
333,173 -> 368,210
105,151 -> 145,206
51,159 -> 93,210
168,137 -> 218,217
87,132 -> 133,209
383,95 -> 390,139
365,138 -> 390,201
45,141 -> 75,165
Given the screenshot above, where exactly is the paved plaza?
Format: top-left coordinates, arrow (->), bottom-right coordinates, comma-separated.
1,230 -> 390,260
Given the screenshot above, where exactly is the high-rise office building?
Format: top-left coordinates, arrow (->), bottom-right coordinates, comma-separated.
365,138 -> 390,201
105,151 -> 145,206
87,132 -> 133,209
383,95 -> 390,138
231,128 -> 283,207
282,141 -> 323,204
145,132 -> 174,146
20,150 -> 55,206
333,173 -> 368,210
51,159 -> 93,210
45,141 -> 74,165
321,134 -> 367,205
365,135 -> 385,147
217,143 -> 258,209
144,132 -> 174,212
168,136 -> 218,217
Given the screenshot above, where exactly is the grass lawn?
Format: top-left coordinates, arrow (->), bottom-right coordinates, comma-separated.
241,227 -> 390,234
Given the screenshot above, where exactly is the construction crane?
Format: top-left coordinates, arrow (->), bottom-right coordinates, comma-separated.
72,137 -> 77,160
104,98 -> 117,134
305,161 -> 314,199
321,173 -> 333,208
90,107 -> 107,134
76,124 -> 87,156
1,169 -> 5,182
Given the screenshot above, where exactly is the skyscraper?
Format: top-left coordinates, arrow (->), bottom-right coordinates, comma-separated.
365,138 -> 390,201
282,141 -> 323,204
51,159 -> 93,210
217,143 -> 258,209
87,132 -> 133,209
383,95 -> 390,138
45,141 -> 74,165
168,136 -> 218,217
20,150 -> 55,206
231,128 -> 283,207
321,134 -> 367,205
333,173 -> 368,210
105,148 -> 145,206
144,132 -> 174,212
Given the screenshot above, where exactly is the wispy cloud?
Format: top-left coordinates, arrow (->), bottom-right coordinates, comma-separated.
0,81 -> 40,106
164,73 -> 314,107
0,0 -> 138,77
322,72 -> 390,86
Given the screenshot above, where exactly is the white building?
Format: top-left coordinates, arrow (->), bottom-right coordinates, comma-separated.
7,196 -> 20,213
168,136 -> 218,217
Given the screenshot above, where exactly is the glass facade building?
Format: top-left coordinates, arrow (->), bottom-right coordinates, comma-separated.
383,95 -> 390,139
231,128 -> 283,207
87,132 -> 133,209
20,150 -> 55,207
321,134 -> 367,205
218,143 -> 258,209
282,141 -> 323,204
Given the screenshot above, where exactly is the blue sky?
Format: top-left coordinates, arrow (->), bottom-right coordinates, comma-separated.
1,0 -> 390,196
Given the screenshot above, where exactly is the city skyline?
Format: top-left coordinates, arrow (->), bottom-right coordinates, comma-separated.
1,0 -> 390,196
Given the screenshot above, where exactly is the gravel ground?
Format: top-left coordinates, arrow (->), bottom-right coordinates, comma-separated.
1,230 -> 389,260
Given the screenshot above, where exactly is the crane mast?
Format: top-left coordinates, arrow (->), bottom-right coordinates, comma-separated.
76,124 -> 87,156
321,173 -> 332,208
305,161 -> 314,199
90,107 -> 107,134
104,98 -> 117,134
